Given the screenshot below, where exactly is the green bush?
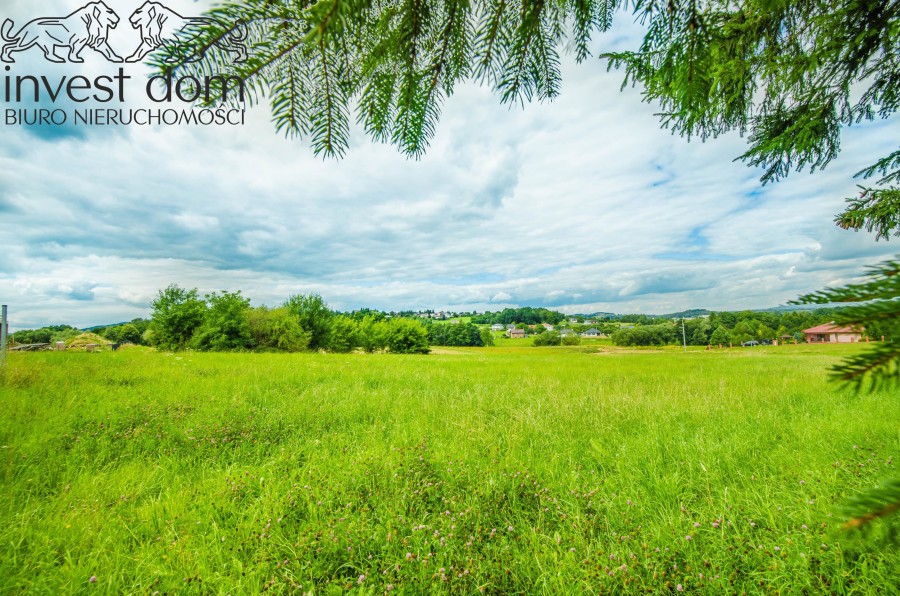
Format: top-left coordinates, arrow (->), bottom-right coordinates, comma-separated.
533,331 -> 561,346
248,307 -> 311,352
387,318 -> 430,354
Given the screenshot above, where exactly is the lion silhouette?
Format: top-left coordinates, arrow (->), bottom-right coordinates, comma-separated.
1,2 -> 124,63
126,2 -> 247,64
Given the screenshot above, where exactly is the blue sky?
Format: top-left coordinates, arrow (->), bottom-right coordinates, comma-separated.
1,0 -> 898,330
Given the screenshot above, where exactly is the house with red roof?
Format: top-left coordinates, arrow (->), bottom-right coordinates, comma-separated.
802,323 -> 863,343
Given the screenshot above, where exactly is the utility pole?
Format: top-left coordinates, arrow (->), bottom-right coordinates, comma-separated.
1,305 -> 7,384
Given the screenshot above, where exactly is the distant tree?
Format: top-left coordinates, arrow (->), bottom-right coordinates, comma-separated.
192,291 -> 252,352
597,323 -> 618,336
617,314 -> 653,325
684,319 -> 712,345
284,293 -> 333,351
611,324 -> 675,347
346,308 -> 388,323
561,334 -> 581,346
729,321 -> 755,345
129,318 -> 151,335
116,323 -> 143,344
99,320 -> 147,345
709,325 -> 730,347
473,307 -> 566,326
10,328 -> 50,344
329,315 -> 361,353
98,326 -> 120,342
428,321 -> 485,347
451,322 -> 484,346
149,285 -> 207,351
532,331 -> 561,347
358,315 -> 390,353
427,322 -> 449,346
387,319 -> 430,354
248,306 -> 311,352
479,327 -> 494,347
757,324 -> 777,342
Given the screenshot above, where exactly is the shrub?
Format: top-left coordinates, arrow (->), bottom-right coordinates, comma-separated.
387,318 -> 430,354
248,307 -> 311,352
561,334 -> 581,346
192,291 -> 252,352
533,331 -> 561,346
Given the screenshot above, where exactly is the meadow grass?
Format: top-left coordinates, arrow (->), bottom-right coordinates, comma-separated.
0,344 -> 897,594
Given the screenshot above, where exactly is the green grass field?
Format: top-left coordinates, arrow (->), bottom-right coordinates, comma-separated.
1,345 -> 897,594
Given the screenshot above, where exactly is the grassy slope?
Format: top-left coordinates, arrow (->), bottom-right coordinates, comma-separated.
0,345 -> 897,594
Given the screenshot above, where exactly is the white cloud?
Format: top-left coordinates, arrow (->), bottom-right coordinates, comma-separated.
0,4 -> 897,329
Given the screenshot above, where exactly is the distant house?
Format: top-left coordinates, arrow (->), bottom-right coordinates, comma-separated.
542,323 -> 555,330
508,328 -> 525,339
491,324 -> 504,331
803,323 -> 863,343
559,328 -> 576,337
583,328 -> 601,338
506,324 -> 516,330
568,318 -> 578,324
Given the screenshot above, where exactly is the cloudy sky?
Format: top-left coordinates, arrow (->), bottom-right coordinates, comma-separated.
1,0 -> 897,330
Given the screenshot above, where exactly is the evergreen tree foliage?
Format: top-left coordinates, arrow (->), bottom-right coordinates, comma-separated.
795,260 -> 900,391
167,0 -> 899,239
841,478 -> 900,540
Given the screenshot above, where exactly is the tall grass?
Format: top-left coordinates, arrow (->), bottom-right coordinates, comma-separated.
1,345 -> 897,593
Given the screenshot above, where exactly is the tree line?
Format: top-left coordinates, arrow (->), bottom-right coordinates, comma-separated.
11,297 -> 884,352
610,308 -> 889,348
145,285 -> 430,354
471,308 -> 567,326
426,322 -> 493,348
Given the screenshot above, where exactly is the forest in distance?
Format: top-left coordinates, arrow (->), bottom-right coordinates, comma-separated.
7,284 -> 883,353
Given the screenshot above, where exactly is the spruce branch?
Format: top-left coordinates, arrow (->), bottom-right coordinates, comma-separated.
841,478 -> 900,533
793,258 -> 900,390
